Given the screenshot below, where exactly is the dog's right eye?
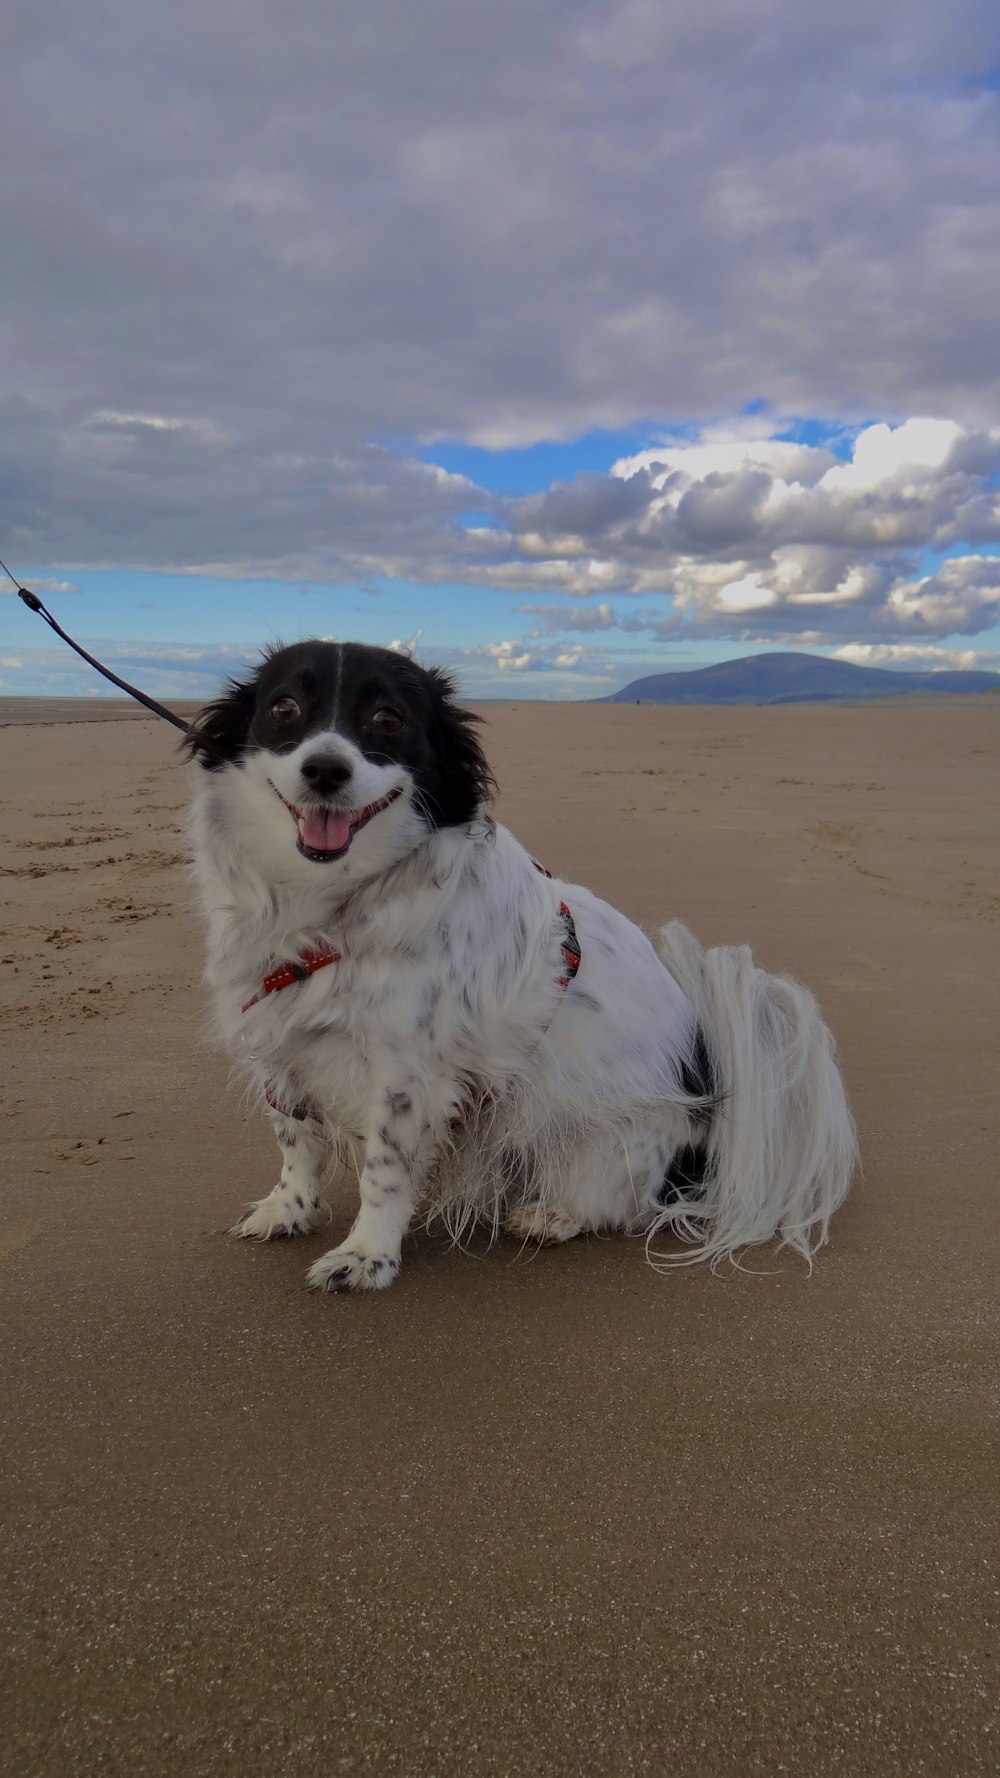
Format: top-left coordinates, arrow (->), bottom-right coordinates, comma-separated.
269,696 -> 301,725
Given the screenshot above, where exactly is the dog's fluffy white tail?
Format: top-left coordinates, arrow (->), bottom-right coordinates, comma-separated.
654,921 -> 858,1266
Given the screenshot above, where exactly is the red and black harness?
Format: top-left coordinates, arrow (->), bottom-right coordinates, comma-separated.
244,859 -> 581,1122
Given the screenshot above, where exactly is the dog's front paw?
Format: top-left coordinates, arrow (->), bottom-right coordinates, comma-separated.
307,1242 -> 401,1293
231,1189 -> 330,1240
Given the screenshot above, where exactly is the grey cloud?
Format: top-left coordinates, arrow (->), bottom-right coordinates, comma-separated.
0,399 -> 491,580
521,602 -> 618,633
4,0 -> 1000,662
672,470 -> 775,553
4,6 -> 1000,464
513,474 -> 655,554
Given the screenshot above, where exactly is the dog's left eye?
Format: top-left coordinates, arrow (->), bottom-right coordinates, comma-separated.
370,708 -> 404,735
269,696 -> 301,725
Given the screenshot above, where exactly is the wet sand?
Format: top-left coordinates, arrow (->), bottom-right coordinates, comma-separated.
1,696 -> 998,1777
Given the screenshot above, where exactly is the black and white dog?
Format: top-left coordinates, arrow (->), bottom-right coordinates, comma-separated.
187,640 -> 857,1293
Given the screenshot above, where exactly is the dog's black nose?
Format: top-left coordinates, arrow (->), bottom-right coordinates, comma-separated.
300,753 -> 353,797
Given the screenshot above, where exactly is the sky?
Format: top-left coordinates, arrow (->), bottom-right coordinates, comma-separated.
2,0 -> 1000,700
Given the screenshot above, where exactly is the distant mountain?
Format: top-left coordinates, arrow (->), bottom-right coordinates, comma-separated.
602,651 -> 1000,706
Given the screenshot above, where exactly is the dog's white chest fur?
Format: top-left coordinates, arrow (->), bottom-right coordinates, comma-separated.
196,810 -> 694,1143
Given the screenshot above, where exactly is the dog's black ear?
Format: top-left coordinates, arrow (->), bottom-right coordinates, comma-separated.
182,675 -> 258,772
425,668 -> 496,825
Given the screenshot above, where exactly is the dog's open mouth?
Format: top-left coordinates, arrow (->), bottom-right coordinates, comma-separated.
271,784 -> 404,862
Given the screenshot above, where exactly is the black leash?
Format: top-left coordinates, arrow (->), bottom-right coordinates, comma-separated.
3,554 -> 217,752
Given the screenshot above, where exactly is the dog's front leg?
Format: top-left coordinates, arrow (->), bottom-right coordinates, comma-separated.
231,1107 -> 332,1241
306,1074 -> 432,1293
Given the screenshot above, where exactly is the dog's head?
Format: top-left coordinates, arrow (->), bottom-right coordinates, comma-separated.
185,640 -> 493,875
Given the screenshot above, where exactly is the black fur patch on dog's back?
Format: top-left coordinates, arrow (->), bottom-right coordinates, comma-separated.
657,1026 -> 718,1206
657,1142 -> 712,1207
680,1025 -> 717,1126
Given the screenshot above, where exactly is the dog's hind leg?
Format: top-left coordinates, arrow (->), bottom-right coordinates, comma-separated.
232,1107 -> 332,1239
505,1200 -> 585,1244
507,1118 -> 686,1246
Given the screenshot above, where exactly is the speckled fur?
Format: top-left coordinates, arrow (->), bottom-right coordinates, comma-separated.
188,641 -> 855,1293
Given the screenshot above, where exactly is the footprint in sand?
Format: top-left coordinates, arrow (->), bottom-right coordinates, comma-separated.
0,854 -> 125,879
47,1135 -> 136,1167
98,895 -> 173,922
16,827 -> 130,849
5,982 -> 124,1029
810,821 -> 863,850
120,849 -> 186,879
27,926 -> 87,949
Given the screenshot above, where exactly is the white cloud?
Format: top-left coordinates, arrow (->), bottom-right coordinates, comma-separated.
715,573 -> 778,613
612,433 -> 835,487
818,418 -> 963,491
0,575 -> 76,594
472,641 -> 534,672
459,638 -> 596,675
491,418 -> 1000,641
832,643 -> 1000,671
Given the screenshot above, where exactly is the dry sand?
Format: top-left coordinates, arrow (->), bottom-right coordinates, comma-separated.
1,695 -> 998,1778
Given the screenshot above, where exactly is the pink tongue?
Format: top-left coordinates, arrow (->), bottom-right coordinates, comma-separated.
300,808 -> 352,852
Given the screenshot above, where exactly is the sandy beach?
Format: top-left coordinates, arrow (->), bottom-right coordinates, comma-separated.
1,694 -> 998,1777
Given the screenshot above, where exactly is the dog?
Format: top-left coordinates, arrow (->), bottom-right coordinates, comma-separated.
186,639 -> 857,1293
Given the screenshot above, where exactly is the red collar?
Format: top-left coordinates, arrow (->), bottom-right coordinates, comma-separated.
242,864 -> 580,1017
241,942 -> 345,1014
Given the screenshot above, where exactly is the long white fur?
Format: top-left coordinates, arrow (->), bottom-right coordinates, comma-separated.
190,721 -> 857,1291
648,922 -> 857,1267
